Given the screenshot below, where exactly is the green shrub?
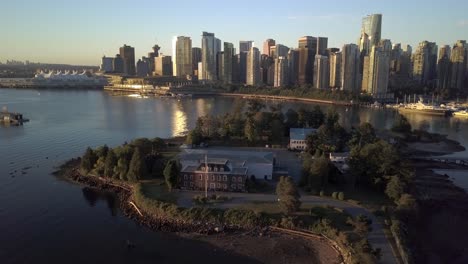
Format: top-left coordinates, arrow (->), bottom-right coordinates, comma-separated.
319,190 -> 325,197
332,192 -> 338,199
338,192 -> 345,200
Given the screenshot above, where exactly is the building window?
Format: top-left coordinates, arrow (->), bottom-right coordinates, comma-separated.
217,183 -> 221,189
184,182 -> 188,187
210,183 -> 215,189
238,184 -> 244,190
223,184 -> 227,189
217,175 -> 221,181
190,175 -> 193,180
199,174 -> 203,180
223,175 -> 227,181
231,184 -> 237,190
184,174 -> 188,180
211,175 -> 215,181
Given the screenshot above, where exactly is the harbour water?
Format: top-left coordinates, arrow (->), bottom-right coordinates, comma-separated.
1,88 -> 467,263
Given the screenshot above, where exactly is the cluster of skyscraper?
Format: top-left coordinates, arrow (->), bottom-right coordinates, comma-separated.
100,14 -> 468,96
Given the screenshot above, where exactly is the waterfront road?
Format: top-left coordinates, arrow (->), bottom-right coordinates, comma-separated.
177,191 -> 397,264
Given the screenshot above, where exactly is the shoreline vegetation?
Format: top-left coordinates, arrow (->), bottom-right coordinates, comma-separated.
53,158 -> 369,264
53,101 -> 468,264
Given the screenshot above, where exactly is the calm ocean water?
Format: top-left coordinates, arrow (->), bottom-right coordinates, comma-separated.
0,88 -> 467,263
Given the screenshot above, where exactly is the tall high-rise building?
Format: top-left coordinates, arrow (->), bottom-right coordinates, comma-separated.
450,40 -> 468,91
316,37 -> 328,56
113,54 -> 124,73
119,44 -> 136,76
363,40 -> 392,97
239,41 -> 254,53
147,45 -> 160,74
260,55 -> 274,85
437,45 -> 452,90
238,52 -> 248,84
154,55 -> 172,76
192,47 -> 202,76
270,44 -> 290,59
341,44 -> 361,93
263,39 -> 276,56
313,55 -> 329,89
136,58 -> 150,77
412,41 -> 438,84
274,56 -> 289,87
100,56 -> 114,73
361,14 -> 382,49
172,36 -> 192,77
288,49 -> 299,85
297,36 -> 317,85
246,47 -> 261,86
201,32 -> 220,80
216,52 -> 224,81
223,42 -> 235,84
329,51 -> 341,88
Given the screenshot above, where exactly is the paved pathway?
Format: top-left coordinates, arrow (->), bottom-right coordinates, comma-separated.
176,190 -> 397,264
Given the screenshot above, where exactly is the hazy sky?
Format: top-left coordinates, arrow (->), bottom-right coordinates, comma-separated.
1,0 -> 467,65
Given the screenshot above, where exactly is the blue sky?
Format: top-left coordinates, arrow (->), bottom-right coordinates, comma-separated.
1,0 -> 467,65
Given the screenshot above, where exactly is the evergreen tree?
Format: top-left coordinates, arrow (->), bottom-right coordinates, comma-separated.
81,147 -> 98,174
309,155 -> 330,190
164,159 -> 180,191
104,149 -> 117,178
127,148 -> 146,182
276,176 -> 301,214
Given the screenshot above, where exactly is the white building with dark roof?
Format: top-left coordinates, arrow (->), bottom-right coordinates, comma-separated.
289,128 -> 317,150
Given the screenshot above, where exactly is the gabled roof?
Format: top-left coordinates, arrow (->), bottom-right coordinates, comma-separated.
290,128 -> 317,141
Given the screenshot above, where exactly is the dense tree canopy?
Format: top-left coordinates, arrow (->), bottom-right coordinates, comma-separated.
276,176 -> 301,214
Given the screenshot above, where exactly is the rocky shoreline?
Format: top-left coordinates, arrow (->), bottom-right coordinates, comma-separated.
53,158 -> 342,263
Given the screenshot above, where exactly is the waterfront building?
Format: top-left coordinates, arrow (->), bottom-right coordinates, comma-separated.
363,39 -> 392,97
238,52 -> 248,84
136,58 -> 150,77
100,56 -> 114,73
216,51 -> 224,81
192,47 -> 202,77
178,149 -> 274,192
341,44 -> 361,93
154,55 -> 172,76
288,49 -> 299,85
316,37 -> 328,56
223,42 -> 235,84
450,40 -> 468,91
119,44 -> 136,76
361,14 -> 382,49
201,32 -> 221,81
263,39 -> 276,56
147,45 -> 160,74
297,36 -> 317,85
313,55 -> 329,89
239,41 -> 254,53
172,36 -> 192,78
113,54 -> 124,73
329,51 -> 341,89
260,55 -> 274,85
437,45 -> 452,90
274,56 -> 289,87
412,41 -> 438,84
247,47 -> 261,86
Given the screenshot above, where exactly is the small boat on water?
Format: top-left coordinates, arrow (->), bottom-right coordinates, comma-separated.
398,98 -> 451,116
453,110 -> 468,117
1,107 -> 29,125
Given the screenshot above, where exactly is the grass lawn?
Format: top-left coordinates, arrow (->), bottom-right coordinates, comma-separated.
320,187 -> 393,211
139,181 -> 178,204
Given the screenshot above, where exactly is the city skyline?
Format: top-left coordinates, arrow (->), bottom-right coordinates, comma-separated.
1,0 -> 468,65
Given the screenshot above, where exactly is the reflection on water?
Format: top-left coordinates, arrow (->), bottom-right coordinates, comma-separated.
432,170 -> 468,191
0,88 -> 467,264
82,187 -> 118,216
